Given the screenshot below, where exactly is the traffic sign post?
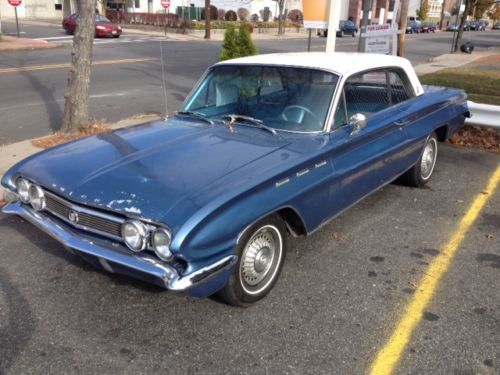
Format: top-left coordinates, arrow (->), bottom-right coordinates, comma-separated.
7,0 -> 22,38
161,0 -> 170,37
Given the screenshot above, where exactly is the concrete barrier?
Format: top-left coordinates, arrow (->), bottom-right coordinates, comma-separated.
466,101 -> 500,129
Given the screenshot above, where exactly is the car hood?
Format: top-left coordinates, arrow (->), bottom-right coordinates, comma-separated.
96,21 -> 119,29
15,118 -> 292,228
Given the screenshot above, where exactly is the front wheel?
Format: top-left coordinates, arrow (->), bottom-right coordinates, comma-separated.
401,132 -> 438,187
217,214 -> 287,306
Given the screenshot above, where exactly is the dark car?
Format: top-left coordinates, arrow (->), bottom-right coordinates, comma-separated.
494,22 -> 500,30
323,20 -> 358,38
62,14 -> 122,38
406,21 -> 422,34
446,23 -> 459,31
421,23 -> 437,33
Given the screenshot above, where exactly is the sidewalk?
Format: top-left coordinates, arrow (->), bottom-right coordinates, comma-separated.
413,47 -> 500,75
0,35 -> 61,51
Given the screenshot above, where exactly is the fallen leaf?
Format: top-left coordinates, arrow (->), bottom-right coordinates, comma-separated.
481,191 -> 489,195
486,234 -> 495,239
456,199 -> 464,203
332,233 -> 340,241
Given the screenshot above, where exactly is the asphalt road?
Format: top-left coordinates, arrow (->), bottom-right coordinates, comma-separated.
1,20 -> 499,144
0,143 -> 499,374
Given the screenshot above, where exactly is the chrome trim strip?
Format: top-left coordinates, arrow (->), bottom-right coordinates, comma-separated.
296,169 -> 310,177
2,202 -> 237,292
275,178 -> 290,187
315,161 -> 328,168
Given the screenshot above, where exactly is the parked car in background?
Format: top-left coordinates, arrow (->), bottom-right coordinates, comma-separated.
322,20 -> 358,38
421,23 -> 437,33
2,53 -> 470,306
493,22 -> 500,30
406,21 -> 422,33
446,23 -> 459,31
62,14 -> 122,38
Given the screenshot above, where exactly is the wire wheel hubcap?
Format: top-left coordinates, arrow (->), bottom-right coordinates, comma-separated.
240,225 -> 282,294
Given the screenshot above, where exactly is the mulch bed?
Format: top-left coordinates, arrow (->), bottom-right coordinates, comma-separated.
449,125 -> 500,153
32,123 -> 111,149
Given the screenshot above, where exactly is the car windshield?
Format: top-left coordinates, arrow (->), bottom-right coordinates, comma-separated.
183,65 -> 339,132
96,15 -> 111,22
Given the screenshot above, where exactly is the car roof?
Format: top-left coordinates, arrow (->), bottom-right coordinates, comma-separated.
216,52 -> 424,96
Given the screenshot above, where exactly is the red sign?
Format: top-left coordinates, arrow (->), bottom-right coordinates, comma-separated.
8,0 -> 22,7
160,0 -> 170,9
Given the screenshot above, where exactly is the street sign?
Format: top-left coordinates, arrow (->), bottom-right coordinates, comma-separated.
160,0 -> 170,9
7,0 -> 22,6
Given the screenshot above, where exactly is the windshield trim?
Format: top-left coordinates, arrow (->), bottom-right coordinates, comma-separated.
182,63 -> 342,134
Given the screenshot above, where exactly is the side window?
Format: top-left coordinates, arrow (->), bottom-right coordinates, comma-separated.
388,70 -> 413,104
344,70 -> 390,118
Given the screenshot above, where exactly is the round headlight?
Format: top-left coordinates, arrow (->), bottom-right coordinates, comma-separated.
122,220 -> 148,252
28,184 -> 46,211
15,178 -> 31,203
152,228 -> 172,260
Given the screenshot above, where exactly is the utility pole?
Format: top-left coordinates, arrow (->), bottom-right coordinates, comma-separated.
397,0 -> 409,57
439,0 -> 447,30
204,0 -> 210,39
358,0 -> 372,52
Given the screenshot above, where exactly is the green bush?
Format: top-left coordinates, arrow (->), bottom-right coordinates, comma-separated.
218,22 -> 258,62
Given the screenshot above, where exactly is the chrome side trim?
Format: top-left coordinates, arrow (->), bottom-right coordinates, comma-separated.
315,160 -> 327,168
296,169 -> 310,177
2,202 -> 237,292
275,178 -> 290,187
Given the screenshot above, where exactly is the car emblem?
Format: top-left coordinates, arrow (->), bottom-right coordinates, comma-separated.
68,210 -> 79,224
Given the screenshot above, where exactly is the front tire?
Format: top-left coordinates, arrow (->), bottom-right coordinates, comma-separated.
217,214 -> 287,307
401,132 -> 438,187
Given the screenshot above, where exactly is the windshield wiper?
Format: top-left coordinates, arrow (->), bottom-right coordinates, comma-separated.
222,114 -> 277,135
175,111 -> 214,125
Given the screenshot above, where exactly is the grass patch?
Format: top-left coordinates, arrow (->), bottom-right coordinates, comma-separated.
420,67 -> 500,105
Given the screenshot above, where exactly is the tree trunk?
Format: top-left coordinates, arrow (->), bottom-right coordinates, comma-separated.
278,2 -> 284,35
453,0 -> 472,53
439,0 -> 447,30
61,0 -> 96,133
398,0 -> 409,57
205,0 -> 211,39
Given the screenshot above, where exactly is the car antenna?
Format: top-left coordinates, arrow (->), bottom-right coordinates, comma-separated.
160,40 -> 169,119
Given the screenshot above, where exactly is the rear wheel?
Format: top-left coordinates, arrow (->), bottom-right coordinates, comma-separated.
401,132 -> 438,187
217,214 -> 287,307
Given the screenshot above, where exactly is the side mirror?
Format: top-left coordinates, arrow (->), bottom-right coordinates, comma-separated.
348,113 -> 367,135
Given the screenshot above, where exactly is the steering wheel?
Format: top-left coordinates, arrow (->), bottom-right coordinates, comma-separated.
281,105 -> 322,130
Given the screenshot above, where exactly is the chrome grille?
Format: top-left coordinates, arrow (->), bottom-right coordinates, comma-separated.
44,191 -> 124,240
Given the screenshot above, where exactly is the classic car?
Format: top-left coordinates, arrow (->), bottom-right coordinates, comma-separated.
63,14 -> 122,38
1,53 -> 469,306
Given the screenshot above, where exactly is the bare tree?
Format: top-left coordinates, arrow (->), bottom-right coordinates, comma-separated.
205,0 -> 211,39
62,0 -> 97,133
272,0 -> 286,35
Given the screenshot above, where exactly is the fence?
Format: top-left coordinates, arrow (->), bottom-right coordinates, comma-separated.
106,10 -> 183,28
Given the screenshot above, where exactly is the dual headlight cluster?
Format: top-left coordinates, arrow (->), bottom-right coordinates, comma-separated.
121,220 -> 172,260
15,177 -> 172,261
16,177 -> 46,211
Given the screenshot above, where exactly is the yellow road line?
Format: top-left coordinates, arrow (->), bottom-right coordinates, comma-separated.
369,165 -> 500,375
0,58 -> 158,74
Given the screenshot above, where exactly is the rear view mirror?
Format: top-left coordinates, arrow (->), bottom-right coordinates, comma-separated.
349,113 -> 367,135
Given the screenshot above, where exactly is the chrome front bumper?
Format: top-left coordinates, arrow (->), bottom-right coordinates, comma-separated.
2,201 -> 237,292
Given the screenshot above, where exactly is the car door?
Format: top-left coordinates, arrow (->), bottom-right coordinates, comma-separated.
325,68 -> 414,215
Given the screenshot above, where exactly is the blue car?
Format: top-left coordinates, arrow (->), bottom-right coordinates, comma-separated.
2,53 -> 469,306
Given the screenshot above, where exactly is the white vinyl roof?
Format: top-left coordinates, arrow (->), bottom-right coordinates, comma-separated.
217,52 -> 424,96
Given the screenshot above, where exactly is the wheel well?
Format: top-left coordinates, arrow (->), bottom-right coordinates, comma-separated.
277,208 -> 307,237
435,125 -> 449,142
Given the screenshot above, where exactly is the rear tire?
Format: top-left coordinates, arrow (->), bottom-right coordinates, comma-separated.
217,214 -> 287,307
401,132 -> 438,187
